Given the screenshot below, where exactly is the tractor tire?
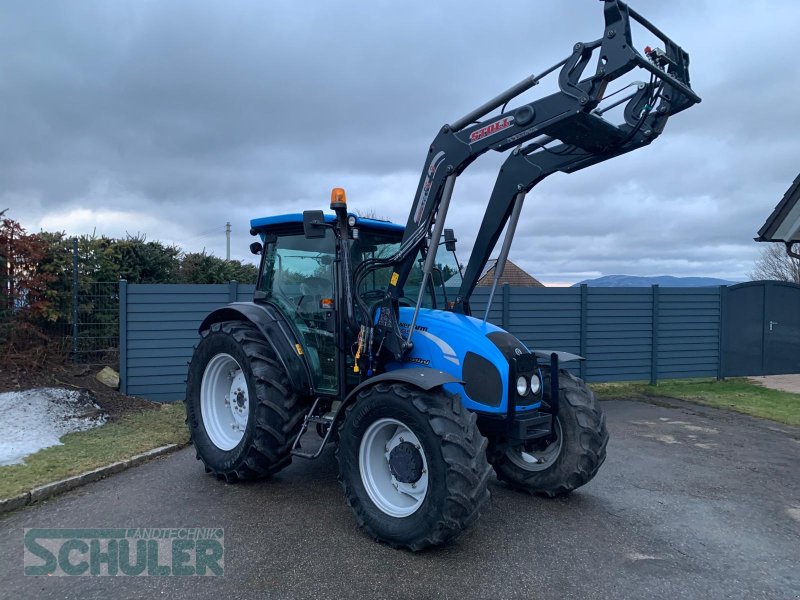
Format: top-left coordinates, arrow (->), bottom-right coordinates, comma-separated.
185,320 -> 305,482
336,382 -> 491,551
489,367 -> 608,497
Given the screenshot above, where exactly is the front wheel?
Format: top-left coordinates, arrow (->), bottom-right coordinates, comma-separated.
489,367 -> 608,497
336,383 -> 491,551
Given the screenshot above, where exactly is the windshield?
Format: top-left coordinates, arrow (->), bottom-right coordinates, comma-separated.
351,229 -> 461,309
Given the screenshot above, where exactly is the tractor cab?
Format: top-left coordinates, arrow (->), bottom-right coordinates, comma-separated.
249,212 -> 462,395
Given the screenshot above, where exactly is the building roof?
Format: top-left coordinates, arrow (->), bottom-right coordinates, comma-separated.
476,259 -> 545,287
757,172 -> 800,243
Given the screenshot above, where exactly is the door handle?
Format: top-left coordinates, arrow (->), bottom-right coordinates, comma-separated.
769,320 -> 779,331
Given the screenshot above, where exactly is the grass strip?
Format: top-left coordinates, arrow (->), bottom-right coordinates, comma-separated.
591,378 -> 800,427
0,403 -> 188,500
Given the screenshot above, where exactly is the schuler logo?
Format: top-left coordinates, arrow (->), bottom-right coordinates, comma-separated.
469,116 -> 514,143
24,528 -> 224,576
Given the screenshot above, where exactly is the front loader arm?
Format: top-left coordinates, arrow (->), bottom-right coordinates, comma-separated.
455,73 -> 686,309
363,0 -> 700,362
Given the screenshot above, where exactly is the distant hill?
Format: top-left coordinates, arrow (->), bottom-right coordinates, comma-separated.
572,275 -> 737,288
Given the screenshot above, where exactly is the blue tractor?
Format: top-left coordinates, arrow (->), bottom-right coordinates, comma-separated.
185,0 -> 700,550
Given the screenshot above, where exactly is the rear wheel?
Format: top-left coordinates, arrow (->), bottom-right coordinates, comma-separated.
336,382 -> 491,551
185,320 -> 306,481
489,367 -> 608,497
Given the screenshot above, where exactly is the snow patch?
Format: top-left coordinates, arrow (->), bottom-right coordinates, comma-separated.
0,388 -> 107,466
693,442 -> 717,450
641,433 -> 680,445
627,552 -> 659,561
682,424 -> 718,434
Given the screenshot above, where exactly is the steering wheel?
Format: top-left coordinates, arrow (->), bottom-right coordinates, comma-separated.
361,289 -> 386,301
361,289 -> 414,307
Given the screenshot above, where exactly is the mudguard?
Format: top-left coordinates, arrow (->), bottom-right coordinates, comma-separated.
199,302 -> 313,396
329,368 -> 461,432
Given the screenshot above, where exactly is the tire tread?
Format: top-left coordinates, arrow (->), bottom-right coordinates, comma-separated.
336,383 -> 491,551
185,320 -> 306,481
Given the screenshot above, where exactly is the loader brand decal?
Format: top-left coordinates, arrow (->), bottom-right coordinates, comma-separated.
24,528 -> 224,577
408,357 -> 431,366
469,116 -> 514,143
413,151 -> 446,224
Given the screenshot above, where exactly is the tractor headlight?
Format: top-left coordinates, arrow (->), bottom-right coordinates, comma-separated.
530,373 -> 542,395
516,376 -> 529,396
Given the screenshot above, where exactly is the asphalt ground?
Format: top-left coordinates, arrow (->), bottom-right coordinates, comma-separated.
1,398 -> 798,599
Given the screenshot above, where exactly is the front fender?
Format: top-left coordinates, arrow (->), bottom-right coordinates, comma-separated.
330,368 -> 461,432
200,302 -> 313,396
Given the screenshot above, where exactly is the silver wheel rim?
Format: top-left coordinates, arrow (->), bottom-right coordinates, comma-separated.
200,353 -> 249,451
506,418 -> 563,471
358,418 -> 428,518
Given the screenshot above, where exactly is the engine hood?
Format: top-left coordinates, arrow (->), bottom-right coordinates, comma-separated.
384,308 -> 541,415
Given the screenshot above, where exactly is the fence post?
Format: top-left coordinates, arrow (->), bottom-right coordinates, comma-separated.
650,284 -> 659,385
579,284 -> 588,380
119,279 -> 128,395
761,282 -> 770,376
501,283 -> 510,330
72,237 -> 79,362
228,280 -> 239,303
717,285 -> 727,380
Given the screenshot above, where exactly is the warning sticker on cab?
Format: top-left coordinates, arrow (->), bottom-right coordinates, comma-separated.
390,272 -> 400,286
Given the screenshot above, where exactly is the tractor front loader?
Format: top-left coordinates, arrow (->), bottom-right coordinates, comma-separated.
185,0 -> 700,551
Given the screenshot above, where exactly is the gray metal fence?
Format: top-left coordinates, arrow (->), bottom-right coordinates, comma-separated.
120,281 -> 728,402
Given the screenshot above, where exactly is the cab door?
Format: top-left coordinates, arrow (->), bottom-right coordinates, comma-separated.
257,230 -> 338,393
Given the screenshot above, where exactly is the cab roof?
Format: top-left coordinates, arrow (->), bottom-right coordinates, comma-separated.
250,213 -> 405,234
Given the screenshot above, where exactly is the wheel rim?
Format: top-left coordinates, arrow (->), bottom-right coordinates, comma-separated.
200,353 -> 249,451
358,418 -> 428,518
506,418 -> 563,472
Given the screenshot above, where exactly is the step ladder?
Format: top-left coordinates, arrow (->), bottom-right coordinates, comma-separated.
290,397 -> 339,459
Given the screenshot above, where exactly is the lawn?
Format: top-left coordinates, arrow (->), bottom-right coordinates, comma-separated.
0,403 -> 188,500
591,378 -> 800,427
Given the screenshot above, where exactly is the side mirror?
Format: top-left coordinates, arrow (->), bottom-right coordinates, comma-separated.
249,242 -> 263,255
303,210 -> 327,239
444,229 -> 457,252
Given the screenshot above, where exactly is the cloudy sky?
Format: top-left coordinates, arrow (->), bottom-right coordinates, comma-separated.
2,0 -> 798,285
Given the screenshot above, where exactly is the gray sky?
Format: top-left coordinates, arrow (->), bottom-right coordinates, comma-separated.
2,0 -> 798,285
